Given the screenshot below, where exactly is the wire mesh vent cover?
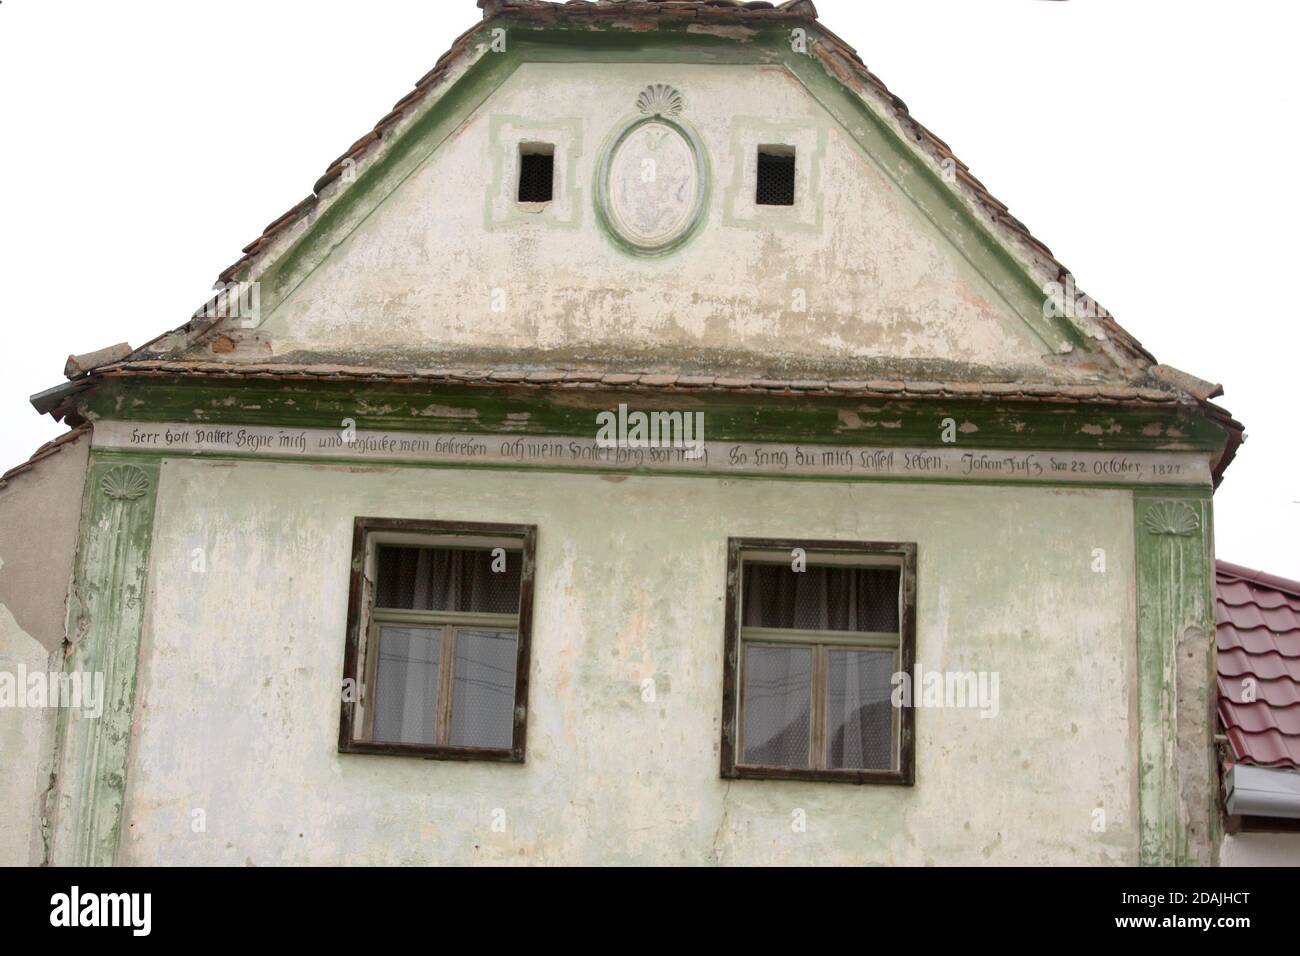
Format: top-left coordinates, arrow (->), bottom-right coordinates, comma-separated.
756,151 -> 795,206
518,151 -> 554,202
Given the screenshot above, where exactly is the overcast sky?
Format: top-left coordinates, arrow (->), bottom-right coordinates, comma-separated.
1,0 -> 1296,576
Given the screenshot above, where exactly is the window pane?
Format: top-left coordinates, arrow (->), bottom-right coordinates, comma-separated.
743,563 -> 899,632
449,629 -> 518,749
741,645 -> 812,768
376,546 -> 521,614
826,649 -> 895,770
372,625 -> 441,745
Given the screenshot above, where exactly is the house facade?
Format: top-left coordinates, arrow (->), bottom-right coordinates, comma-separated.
0,0 -> 1243,866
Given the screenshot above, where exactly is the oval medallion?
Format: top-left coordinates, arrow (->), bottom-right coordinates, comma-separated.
597,87 -> 709,256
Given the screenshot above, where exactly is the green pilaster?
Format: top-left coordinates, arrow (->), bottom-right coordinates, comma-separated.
46,456 -> 160,866
1133,492 -> 1215,866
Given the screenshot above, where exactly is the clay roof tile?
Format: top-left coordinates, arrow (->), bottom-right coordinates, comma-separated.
1217,561 -> 1300,770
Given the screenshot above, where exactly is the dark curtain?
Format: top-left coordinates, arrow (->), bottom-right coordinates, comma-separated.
376,546 -> 521,614
743,563 -> 899,632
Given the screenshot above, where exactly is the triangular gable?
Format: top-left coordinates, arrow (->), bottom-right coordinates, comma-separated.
119,2 -> 1188,395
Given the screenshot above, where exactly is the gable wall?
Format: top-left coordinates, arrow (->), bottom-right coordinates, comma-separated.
252,62 -> 1050,377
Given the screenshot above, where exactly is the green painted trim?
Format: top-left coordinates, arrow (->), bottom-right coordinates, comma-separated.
1133,492 -> 1215,866
777,42 -> 1078,353
241,21 -> 1081,354
82,379 -> 1229,455
250,38 -> 520,318
47,456 -> 160,866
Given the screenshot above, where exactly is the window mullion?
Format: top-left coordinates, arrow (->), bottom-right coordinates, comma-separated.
435,624 -> 456,746
361,617 -> 379,741
811,645 -> 826,771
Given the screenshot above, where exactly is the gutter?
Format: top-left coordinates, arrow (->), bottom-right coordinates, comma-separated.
1225,764 -> 1300,820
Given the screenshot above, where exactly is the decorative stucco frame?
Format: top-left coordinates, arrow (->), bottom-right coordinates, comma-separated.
485,113 -> 585,230
1133,492 -> 1217,865
593,87 -> 712,258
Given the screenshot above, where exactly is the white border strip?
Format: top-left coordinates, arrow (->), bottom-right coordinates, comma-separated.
92,421 -> 1213,486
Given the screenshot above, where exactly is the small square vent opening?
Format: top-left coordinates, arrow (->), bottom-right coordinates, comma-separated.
517,145 -> 555,203
756,147 -> 796,206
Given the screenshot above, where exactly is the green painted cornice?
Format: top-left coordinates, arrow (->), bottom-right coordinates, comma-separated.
79,376 -> 1230,456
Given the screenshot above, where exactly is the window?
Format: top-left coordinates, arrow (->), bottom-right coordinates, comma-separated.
756,146 -> 796,206
720,538 -> 916,784
517,143 -> 554,203
338,518 -> 536,762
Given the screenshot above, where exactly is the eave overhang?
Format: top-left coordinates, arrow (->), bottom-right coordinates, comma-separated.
35,362 -> 1242,489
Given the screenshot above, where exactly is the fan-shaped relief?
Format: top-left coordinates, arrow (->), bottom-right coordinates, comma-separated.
1142,500 -> 1200,537
100,465 -> 151,502
636,83 -> 684,118
596,86 -> 709,256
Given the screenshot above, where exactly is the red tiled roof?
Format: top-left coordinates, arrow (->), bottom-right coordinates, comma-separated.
1217,560 -> 1300,770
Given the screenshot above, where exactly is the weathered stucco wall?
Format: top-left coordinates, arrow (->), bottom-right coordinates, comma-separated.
0,435 -> 87,865
119,456 -> 1138,865
1221,833 -> 1300,866
255,62 -> 1051,378
0,614 -> 58,866
0,434 -> 88,654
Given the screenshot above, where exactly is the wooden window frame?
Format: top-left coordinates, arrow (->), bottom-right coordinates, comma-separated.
720,537 -> 917,786
337,517 -> 537,763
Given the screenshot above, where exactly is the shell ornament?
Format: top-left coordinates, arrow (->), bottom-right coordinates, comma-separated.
100,466 -> 151,502
1142,500 -> 1200,536
636,84 -> 684,117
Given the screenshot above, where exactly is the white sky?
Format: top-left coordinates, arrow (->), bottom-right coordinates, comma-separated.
1,0 -> 1296,576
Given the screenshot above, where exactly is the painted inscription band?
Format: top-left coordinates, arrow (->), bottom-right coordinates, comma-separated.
92,421 -> 1213,486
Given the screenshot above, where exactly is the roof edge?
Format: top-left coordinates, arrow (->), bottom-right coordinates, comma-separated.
0,425 -> 91,490
1218,560 -> 1300,600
